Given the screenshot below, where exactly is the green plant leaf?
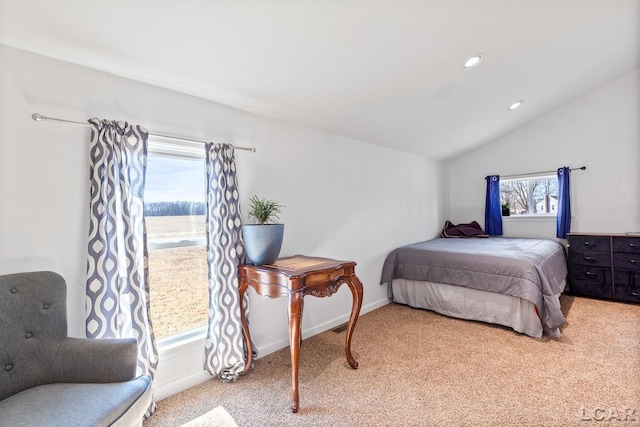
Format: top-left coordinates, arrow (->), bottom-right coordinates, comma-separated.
247,195 -> 284,225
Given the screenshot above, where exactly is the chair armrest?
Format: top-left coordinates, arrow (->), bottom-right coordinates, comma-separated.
52,337 -> 139,384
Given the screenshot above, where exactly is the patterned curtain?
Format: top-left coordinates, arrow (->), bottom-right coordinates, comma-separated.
557,166 -> 571,239
203,142 -> 248,381
85,118 -> 158,416
484,175 -> 503,235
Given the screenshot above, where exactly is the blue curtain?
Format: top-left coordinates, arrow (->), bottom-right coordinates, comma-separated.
557,166 -> 571,238
484,175 -> 503,236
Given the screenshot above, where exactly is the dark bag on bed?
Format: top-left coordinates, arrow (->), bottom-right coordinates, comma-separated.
441,220 -> 489,238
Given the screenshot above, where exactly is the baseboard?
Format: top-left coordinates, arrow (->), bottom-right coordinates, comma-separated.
254,296 -> 390,358
154,370 -> 211,401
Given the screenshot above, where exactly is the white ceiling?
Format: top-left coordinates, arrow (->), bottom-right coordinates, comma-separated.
1,0 -> 639,161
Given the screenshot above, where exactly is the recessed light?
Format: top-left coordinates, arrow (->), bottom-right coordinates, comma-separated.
508,100 -> 524,110
463,54 -> 483,69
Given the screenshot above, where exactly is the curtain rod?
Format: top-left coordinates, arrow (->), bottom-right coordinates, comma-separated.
31,113 -> 256,153
501,166 -> 586,179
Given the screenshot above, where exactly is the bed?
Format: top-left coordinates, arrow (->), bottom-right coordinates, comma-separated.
380,236 -> 568,338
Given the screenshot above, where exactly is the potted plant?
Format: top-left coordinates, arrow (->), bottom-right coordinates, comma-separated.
242,195 -> 285,265
501,202 -> 511,217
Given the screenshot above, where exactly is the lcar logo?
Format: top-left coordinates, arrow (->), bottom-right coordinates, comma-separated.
579,406 -> 637,422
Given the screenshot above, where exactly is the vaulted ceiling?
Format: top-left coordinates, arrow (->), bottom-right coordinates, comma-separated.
1,1 -> 638,160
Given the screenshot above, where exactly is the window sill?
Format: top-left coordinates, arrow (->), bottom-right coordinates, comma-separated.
502,215 -> 556,222
157,326 -> 207,356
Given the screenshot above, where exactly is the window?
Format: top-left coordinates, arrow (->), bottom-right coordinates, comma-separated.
500,175 -> 558,216
145,140 -> 208,342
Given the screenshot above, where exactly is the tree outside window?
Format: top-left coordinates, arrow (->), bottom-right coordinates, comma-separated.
500,175 -> 558,215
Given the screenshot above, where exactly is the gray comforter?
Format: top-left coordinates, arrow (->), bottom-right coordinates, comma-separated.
380,237 -> 568,330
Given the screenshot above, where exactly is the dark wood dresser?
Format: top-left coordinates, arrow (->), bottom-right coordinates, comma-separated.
567,233 -> 640,303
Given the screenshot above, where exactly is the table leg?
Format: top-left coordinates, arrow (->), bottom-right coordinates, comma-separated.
288,291 -> 303,413
239,280 -> 253,375
344,275 -> 363,369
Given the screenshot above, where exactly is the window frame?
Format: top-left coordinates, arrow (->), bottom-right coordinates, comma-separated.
146,138 -> 209,349
500,173 -> 558,218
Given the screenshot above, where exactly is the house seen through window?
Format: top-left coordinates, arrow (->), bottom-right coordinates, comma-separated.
145,140 -> 208,342
500,175 -> 558,216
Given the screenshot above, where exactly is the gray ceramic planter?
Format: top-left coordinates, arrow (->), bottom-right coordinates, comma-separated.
242,224 -> 284,265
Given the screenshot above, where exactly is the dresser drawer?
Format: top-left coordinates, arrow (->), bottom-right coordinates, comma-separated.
568,235 -> 611,252
570,279 -> 613,300
613,253 -> 640,270
569,264 -> 611,284
568,251 -> 611,268
613,236 -> 640,254
614,279 -> 640,303
614,268 -> 640,287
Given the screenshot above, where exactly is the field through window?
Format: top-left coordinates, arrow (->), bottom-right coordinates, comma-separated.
147,215 -> 208,341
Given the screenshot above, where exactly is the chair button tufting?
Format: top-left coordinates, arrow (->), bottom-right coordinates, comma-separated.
42,304 -> 50,310
4,364 -> 13,372
10,287 -> 18,294
25,332 -> 33,339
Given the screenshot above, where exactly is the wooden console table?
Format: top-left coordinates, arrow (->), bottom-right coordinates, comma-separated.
238,255 -> 363,413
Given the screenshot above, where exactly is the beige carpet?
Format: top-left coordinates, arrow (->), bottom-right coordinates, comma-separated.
144,295 -> 640,426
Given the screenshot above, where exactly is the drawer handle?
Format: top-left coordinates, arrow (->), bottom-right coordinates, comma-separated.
584,272 -> 597,278
582,256 -> 597,263
582,242 -> 595,247
629,259 -> 638,264
629,243 -> 639,250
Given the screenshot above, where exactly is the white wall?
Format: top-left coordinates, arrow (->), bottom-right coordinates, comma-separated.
449,68 -> 640,238
0,45 -> 447,398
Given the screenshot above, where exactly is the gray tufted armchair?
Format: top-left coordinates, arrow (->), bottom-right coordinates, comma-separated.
0,271 -> 152,427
